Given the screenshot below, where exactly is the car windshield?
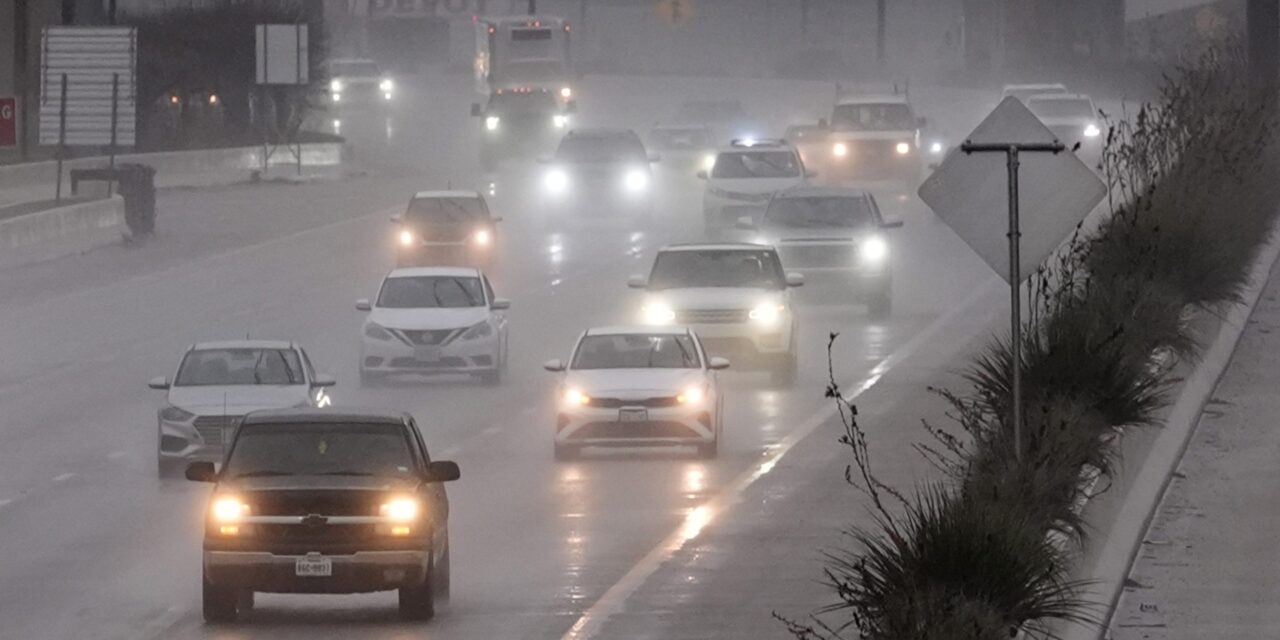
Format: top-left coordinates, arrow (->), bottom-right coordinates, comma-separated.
1028,98 -> 1094,120
648,249 -> 785,289
649,128 -> 711,150
406,197 -> 487,224
494,59 -> 565,84
831,104 -> 915,131
711,151 -> 800,179
224,422 -> 416,478
377,276 -> 484,308
331,61 -> 380,77
765,196 -> 876,229
572,334 -> 701,369
488,91 -> 558,114
556,135 -> 647,163
175,348 -> 305,386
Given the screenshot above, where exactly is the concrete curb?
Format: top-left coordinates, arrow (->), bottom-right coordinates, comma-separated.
0,196 -> 126,270
1061,227 -> 1280,640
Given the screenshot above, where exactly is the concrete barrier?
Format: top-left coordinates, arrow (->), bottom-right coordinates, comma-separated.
0,196 -> 126,269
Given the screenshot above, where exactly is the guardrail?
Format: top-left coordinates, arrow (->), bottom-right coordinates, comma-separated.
0,196 -> 125,269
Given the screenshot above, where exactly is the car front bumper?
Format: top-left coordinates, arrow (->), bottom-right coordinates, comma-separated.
204,550 -> 428,594
682,320 -> 793,359
361,333 -> 500,375
556,405 -> 715,446
395,242 -> 494,268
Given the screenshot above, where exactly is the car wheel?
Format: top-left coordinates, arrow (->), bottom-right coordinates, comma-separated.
398,555 -> 436,621
434,542 -> 451,604
553,442 -> 580,461
202,571 -> 238,623
868,291 -> 892,320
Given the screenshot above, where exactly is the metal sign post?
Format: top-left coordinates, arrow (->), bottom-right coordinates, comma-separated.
959,141 -> 1064,462
55,74 -> 67,202
107,73 -> 119,198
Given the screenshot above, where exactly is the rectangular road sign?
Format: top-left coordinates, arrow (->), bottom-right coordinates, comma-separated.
256,24 -> 309,85
918,97 -> 1106,283
0,98 -> 15,147
38,27 -> 137,147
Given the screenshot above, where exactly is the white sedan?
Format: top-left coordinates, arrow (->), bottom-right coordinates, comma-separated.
543,326 -> 729,460
357,267 -> 510,385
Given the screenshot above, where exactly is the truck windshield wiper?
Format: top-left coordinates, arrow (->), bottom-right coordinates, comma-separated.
235,470 -> 295,478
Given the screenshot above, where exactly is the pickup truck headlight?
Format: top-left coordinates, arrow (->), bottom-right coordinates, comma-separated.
212,496 -> 250,523
749,304 -> 785,325
460,320 -> 493,340
364,322 -> 394,341
379,497 -> 420,523
160,405 -> 195,422
861,236 -> 889,265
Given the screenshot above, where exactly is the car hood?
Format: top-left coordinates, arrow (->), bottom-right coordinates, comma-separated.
710,177 -> 803,194
167,385 -> 311,414
564,368 -> 706,396
648,287 -> 784,309
370,307 -> 490,331
221,475 -> 420,493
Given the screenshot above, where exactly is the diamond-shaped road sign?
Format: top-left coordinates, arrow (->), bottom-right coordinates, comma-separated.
918,96 -> 1106,283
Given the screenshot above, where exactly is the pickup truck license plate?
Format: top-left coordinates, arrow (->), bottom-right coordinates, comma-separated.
413,346 -> 441,362
295,556 -> 332,577
618,408 -> 649,423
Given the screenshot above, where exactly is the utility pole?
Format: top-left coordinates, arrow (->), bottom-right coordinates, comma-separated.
1247,0 -> 1279,93
876,0 -> 886,70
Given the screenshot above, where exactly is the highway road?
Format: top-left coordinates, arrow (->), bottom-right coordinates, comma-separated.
0,72 -> 997,639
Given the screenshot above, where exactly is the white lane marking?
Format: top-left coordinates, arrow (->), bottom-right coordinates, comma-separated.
51,473 -> 75,483
562,280 -> 1001,640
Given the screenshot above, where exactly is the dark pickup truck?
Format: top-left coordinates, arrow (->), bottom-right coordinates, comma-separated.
186,408 -> 460,623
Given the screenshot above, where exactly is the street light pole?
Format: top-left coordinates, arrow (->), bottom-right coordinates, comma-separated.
960,140 -> 1065,463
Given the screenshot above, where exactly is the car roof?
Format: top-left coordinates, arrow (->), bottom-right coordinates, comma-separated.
411,190 -> 483,200
191,339 -> 295,351
565,127 -> 639,139
241,407 -> 410,426
659,242 -> 774,252
386,266 -> 482,278
773,185 -> 872,200
585,325 -> 692,336
836,94 -> 909,106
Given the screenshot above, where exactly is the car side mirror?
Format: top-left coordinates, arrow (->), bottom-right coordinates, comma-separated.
734,215 -> 756,230
471,103 -> 482,117
786,272 -> 805,287
708,356 -> 730,370
390,213 -> 403,224
881,220 -> 905,229
543,359 -> 566,372
185,461 -> 217,482
355,299 -> 372,312
425,460 -> 460,483
491,298 -> 511,310
312,374 -> 337,388
696,170 -> 709,180
627,274 -> 647,289
148,376 -> 170,390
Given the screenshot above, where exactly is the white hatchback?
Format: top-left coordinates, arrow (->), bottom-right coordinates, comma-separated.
544,326 -> 729,460
699,139 -> 811,234
357,267 -> 510,385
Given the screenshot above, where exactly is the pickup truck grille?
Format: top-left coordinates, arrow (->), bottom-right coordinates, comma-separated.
247,491 -> 380,517
778,243 -> 857,269
254,523 -> 378,544
587,396 -> 680,408
676,309 -> 749,324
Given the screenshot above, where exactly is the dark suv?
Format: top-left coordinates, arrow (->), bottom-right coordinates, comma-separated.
186,408 -> 460,623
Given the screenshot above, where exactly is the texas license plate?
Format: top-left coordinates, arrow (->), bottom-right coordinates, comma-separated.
413,346 -> 441,362
295,556 -> 332,577
618,408 -> 649,423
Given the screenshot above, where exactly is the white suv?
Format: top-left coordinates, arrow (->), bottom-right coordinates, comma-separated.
356,267 -> 510,385
629,243 -> 803,385
699,139 -> 810,235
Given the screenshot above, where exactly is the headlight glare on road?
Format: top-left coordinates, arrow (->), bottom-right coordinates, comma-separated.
553,114 -> 569,128
623,168 -> 649,193
485,116 -> 500,131
895,141 -> 911,155
159,405 -> 195,422
749,303 -> 785,325
832,142 -> 849,157
564,388 -> 591,406
473,228 -> 492,246
642,303 -> 676,325
212,496 -> 250,523
544,168 -> 569,194
379,78 -> 394,92
1084,123 -> 1101,138
398,229 -> 416,247
460,320 -> 493,341
364,322 -> 394,341
929,141 -> 944,154
379,497 -> 419,523
677,385 -> 705,405
861,235 -> 889,264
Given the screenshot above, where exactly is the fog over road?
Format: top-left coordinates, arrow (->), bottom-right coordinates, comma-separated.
0,73 -> 998,639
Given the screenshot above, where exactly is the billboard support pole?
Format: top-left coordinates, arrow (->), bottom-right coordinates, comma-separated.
55,73 -> 67,202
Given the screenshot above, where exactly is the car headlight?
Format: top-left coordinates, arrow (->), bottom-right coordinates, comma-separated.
473,228 -> 492,246
642,302 -> 676,325
929,141 -> 944,154
379,497 -> 420,523
677,385 -> 705,405
560,86 -> 572,99
895,141 -> 911,155
160,405 -> 195,422
398,229 -> 416,247
1084,123 -> 1101,138
861,235 -> 889,265
379,78 -> 394,92
623,168 -> 649,193
544,168 -> 569,194
329,79 -> 343,92
832,142 -> 849,157
563,388 -> 591,406
332,92 -> 342,103
701,153 -> 717,172
749,303 -> 785,325
364,322 -> 394,341
212,496 -> 250,523
553,114 -> 569,128
460,320 -> 494,340
485,116 -> 500,131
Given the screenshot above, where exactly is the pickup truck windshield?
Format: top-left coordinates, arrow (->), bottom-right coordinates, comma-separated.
224,422 -> 416,478
648,249 -> 785,290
